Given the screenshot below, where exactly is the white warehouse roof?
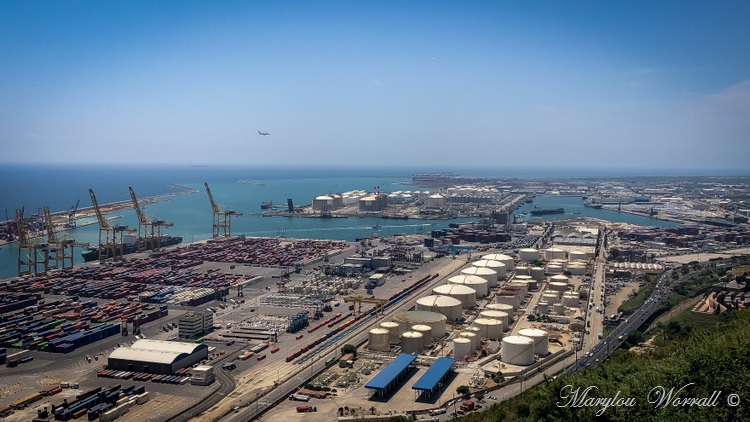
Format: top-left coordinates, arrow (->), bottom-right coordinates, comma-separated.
109,339 -> 207,365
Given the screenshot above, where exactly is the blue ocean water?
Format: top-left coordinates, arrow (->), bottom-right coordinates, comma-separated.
0,164 -> 681,280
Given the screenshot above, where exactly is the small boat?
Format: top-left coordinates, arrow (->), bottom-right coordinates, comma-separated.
261,201 -> 274,209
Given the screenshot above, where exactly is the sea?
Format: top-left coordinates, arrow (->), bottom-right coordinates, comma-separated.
0,163 -> 681,280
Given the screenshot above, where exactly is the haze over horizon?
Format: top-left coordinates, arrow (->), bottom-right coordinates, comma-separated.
1,1 -> 749,173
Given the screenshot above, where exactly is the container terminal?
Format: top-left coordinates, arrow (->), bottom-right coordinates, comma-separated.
0,176 -> 749,421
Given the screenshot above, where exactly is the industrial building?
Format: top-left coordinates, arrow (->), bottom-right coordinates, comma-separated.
365,354 -> 417,398
107,339 -> 209,375
178,310 -> 213,339
412,357 -> 455,399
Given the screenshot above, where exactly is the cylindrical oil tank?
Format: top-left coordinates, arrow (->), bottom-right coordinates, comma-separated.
368,328 -> 390,352
472,260 -> 506,280
393,310 -> 447,338
546,263 -> 563,274
495,294 -> 521,309
536,301 -> 549,315
485,302 -> 514,314
505,282 -> 528,297
401,331 -> 424,354
567,263 -> 587,275
501,336 -> 535,365
569,250 -> 588,261
481,254 -> 514,270
453,337 -> 472,360
472,317 -> 503,339
379,321 -> 401,344
479,310 -> 509,328
545,248 -> 566,261
542,291 -> 560,304
518,248 -> 539,262
530,267 -> 545,280
415,295 -> 463,321
562,293 -> 579,307
516,266 -> 530,276
459,331 -> 479,350
432,284 -> 477,308
549,282 -> 569,293
461,267 -> 498,287
518,328 -> 549,355
448,275 -> 488,297
411,325 -> 432,349
514,274 -> 533,282
553,302 -> 565,315
550,274 -> 570,284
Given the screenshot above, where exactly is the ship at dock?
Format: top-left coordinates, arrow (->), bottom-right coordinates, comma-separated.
529,206 -> 565,215
81,235 -> 182,262
583,198 -> 603,209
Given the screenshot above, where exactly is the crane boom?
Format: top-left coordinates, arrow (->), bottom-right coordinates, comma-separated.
129,187 -> 148,224
205,182 -> 220,213
89,189 -> 110,229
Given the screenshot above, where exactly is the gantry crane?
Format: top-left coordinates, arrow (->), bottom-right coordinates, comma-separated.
16,207 -> 42,276
204,182 -> 243,237
89,188 -> 135,263
40,206 -> 88,273
129,186 -> 174,252
343,295 -> 388,316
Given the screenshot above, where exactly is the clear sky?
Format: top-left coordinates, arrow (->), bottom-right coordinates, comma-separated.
1,1 -> 749,173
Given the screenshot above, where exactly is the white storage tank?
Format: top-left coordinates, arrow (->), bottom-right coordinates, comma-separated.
542,291 -> 561,304
553,302 -> 565,315
433,284 -> 477,308
530,267 -> 545,281
368,328 -> 390,352
472,260 -> 506,280
448,275 -> 488,297
411,325 -> 432,349
453,337 -> 472,360
550,274 -> 570,284
495,294 -> 521,310
562,293 -> 580,307
401,331 -> 424,354
515,266 -> 530,276
485,303 -> 514,314
518,248 -> 539,262
473,318 -> 503,339
461,266 -> 498,287
505,282 -> 528,297
536,301 -> 549,315
379,321 -> 401,344
546,263 -> 563,274
545,248 -> 566,261
481,254 -> 514,270
518,328 -> 549,355
569,250 -> 588,261
416,295 -> 463,321
393,311 -> 447,338
479,310 -> 509,328
568,263 -> 587,275
459,331 -> 479,350
548,282 -> 569,293
501,336 -> 535,365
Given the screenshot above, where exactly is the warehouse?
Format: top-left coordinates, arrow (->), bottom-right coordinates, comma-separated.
107,339 -> 208,374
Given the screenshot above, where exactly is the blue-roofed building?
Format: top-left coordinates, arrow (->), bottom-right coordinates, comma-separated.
365,354 -> 417,397
412,357 -> 455,398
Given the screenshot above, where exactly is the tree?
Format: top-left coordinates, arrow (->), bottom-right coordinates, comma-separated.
456,385 -> 470,396
341,344 -> 357,358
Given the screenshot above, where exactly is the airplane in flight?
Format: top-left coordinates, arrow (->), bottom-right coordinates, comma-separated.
258,131 -> 270,136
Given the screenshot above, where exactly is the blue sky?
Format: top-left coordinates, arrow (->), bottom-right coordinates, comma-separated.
1,1 -> 749,173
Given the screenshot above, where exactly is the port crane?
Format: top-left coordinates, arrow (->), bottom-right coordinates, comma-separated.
40,206 -> 88,273
89,188 -> 135,263
343,295 -> 388,316
65,199 -> 80,228
16,207 -> 42,276
204,182 -> 243,237
129,186 -> 174,252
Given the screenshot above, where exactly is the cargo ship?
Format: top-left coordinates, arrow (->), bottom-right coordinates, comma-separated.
583,198 -> 603,209
529,206 -> 565,215
261,201 -> 274,209
81,235 -> 182,262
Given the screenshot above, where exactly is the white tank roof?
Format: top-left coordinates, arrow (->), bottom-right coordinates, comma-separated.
461,267 -> 496,276
433,284 -> 477,296
481,254 -> 513,261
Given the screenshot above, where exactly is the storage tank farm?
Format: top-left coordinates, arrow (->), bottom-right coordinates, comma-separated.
472,259 -> 506,280
379,321 -> 400,344
432,284 -> 477,308
480,253 -> 514,270
368,328 -> 390,352
415,295 -> 462,321
501,336 -> 535,365
453,337 -> 472,360
460,266 -> 498,287
447,274 -> 488,297
518,248 -> 539,262
401,331 -> 424,354
518,328 -> 549,355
